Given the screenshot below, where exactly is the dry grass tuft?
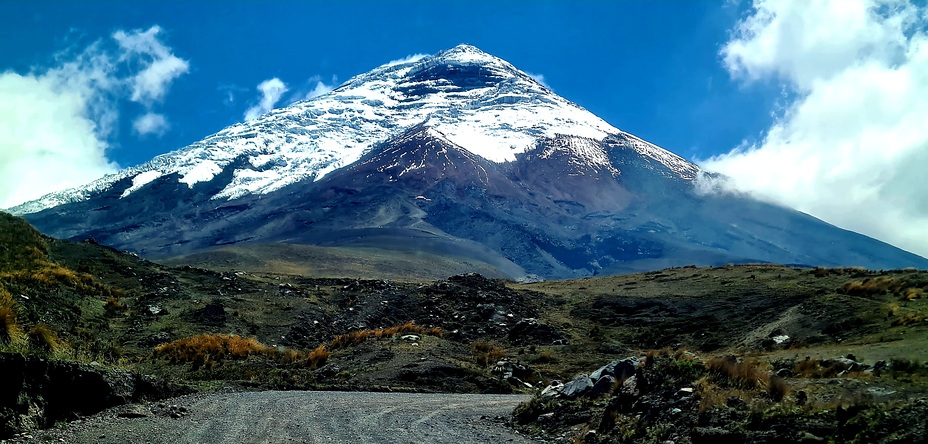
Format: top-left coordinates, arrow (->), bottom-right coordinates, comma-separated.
329,321 -> 443,350
155,334 -> 270,369
533,348 -> 558,364
305,344 -> 330,370
0,305 -> 20,344
839,276 -> 897,297
27,324 -> 59,352
891,312 -> 928,326
155,334 -> 331,370
472,340 -> 507,367
0,289 -> 22,344
104,297 -> 127,315
706,355 -> 768,389
904,288 -> 924,301
767,375 -> 790,401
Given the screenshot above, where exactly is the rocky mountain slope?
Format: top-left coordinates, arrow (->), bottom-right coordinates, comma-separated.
10,45 -> 928,279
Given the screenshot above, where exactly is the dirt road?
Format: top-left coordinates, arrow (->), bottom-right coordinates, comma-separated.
18,391 -> 534,444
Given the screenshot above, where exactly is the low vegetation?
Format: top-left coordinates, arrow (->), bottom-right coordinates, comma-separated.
328,321 -> 443,350
154,334 -> 329,370
472,340 -> 507,367
1,213 -> 927,440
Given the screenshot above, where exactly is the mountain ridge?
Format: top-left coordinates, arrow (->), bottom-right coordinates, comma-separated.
10,44 -> 687,215
10,44 -> 928,278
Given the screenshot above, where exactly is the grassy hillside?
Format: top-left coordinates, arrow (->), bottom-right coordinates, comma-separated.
2,212 -> 927,441
159,242 -> 517,282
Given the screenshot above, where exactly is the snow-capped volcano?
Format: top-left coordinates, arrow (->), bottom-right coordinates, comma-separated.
11,44 -> 693,214
11,45 -> 928,278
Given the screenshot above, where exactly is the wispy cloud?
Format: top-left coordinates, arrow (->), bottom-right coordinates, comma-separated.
244,77 -> 288,121
526,72 -> 550,88
702,0 -> 928,257
0,26 -> 188,209
301,75 -> 337,100
133,112 -> 169,136
113,26 -> 189,106
385,53 -> 428,66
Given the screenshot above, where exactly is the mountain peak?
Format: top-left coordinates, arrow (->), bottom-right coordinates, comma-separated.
9,44 -> 686,215
434,44 -> 499,64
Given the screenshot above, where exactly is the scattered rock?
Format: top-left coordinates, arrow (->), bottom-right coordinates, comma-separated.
192,300 -> 227,325
115,404 -> 150,419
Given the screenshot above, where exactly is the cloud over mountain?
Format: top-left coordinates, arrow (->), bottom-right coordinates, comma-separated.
244,77 -> 288,121
703,0 -> 928,257
0,26 -> 188,209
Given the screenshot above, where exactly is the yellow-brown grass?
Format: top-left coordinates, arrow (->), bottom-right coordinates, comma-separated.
472,340 -> 507,367
840,276 -> 896,296
891,312 -> 928,326
0,305 -> 20,344
104,297 -> 127,314
706,356 -> 768,389
904,288 -> 924,301
328,322 -> 443,350
155,334 -> 270,368
0,289 -> 21,344
533,348 -> 558,364
155,334 -> 330,369
0,261 -> 116,297
27,324 -> 59,352
305,344 -> 330,370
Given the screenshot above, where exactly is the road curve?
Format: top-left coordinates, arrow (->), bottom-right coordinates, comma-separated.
23,391 -> 534,444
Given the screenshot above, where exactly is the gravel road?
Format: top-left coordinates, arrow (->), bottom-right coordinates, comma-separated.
17,391 -> 534,444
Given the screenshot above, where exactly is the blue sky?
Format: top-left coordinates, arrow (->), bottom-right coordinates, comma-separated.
2,0 -> 928,258
0,1 -> 776,167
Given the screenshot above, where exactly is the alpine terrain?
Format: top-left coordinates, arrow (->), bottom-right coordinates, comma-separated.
9,44 -> 928,279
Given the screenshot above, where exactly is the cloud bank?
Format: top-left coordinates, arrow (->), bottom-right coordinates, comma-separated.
0,26 -> 188,209
702,0 -> 928,258
244,78 -> 288,121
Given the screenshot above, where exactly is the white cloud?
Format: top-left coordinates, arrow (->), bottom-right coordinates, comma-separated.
385,53 -> 428,66
244,77 -> 288,121
113,26 -> 190,106
0,26 -> 188,209
526,72 -> 550,88
133,112 -> 169,136
702,0 -> 928,258
303,75 -> 336,100
0,72 -> 117,208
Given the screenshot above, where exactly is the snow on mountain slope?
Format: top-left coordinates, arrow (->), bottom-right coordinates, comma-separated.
9,44 -> 695,215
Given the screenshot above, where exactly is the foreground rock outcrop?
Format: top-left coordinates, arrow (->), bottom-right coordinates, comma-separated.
0,353 -> 182,438
514,352 -> 928,443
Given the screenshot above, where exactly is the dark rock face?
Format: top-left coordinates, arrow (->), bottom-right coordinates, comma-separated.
22,127 -> 928,280
0,353 -> 181,438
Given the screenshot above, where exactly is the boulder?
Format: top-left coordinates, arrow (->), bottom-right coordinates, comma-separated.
560,375 -> 594,399
587,375 -> 616,399
540,381 -> 564,398
590,357 -> 638,383
619,375 -> 639,398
